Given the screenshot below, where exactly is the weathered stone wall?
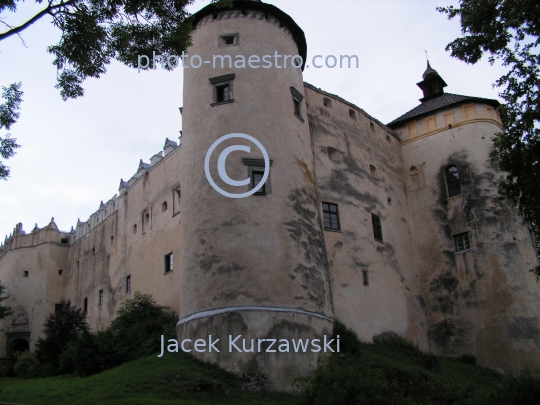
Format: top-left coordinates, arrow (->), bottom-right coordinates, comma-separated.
397,104 -> 540,372
177,7 -> 333,390
63,145 -> 185,331
0,223 -> 69,356
304,84 -> 428,349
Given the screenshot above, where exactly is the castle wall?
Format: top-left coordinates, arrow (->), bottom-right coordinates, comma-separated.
304,85 -> 428,349
177,7 -> 333,389
397,104 -> 540,372
0,225 -> 69,356
63,145 -> 185,331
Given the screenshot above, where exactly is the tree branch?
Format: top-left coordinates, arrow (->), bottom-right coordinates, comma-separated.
0,1 -> 74,42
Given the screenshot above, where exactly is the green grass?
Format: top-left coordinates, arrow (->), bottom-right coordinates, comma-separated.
0,336 -> 508,405
0,352 -> 297,405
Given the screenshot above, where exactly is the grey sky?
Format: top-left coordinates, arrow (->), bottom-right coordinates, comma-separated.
0,0 -> 506,238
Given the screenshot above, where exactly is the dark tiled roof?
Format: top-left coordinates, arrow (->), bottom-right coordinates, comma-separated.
387,93 -> 499,128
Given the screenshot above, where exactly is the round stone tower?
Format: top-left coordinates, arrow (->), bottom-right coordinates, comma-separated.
177,1 -> 334,389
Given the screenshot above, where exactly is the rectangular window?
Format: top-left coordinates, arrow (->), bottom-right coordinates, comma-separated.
252,171 -> 266,195
210,73 -> 235,106
164,253 -> 173,274
362,269 -> 369,286
290,86 -> 304,122
454,232 -> 471,253
322,203 -> 340,231
125,275 -> 131,294
372,214 -> 383,242
98,289 -> 104,306
23,271 -> 28,277
216,84 -> 230,103
55,303 -> 62,315
83,298 -> 88,313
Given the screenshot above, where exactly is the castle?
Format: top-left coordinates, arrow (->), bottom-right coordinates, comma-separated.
1,0 -> 539,389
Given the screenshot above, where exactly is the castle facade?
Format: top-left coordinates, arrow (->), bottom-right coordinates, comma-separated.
1,0 -> 539,389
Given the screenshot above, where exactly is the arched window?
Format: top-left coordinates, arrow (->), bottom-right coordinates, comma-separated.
446,165 -> 461,197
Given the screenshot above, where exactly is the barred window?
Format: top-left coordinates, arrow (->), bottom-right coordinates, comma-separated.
453,232 -> 471,253
323,203 -> 340,231
372,214 -> 383,242
446,165 -> 461,198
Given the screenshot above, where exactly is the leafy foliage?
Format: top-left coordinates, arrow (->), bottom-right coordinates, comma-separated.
34,299 -> 90,374
437,0 -> 540,279
13,351 -> 40,378
480,369 -> 540,405
0,82 -> 22,180
61,291 -> 176,376
0,282 -> 14,320
1,0 -> 232,100
295,320 -> 497,405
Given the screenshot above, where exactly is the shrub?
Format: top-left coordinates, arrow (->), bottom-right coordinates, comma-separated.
34,299 -> 90,375
62,292 -> 176,376
481,369 -> 540,405
13,351 -> 39,378
459,354 -> 477,365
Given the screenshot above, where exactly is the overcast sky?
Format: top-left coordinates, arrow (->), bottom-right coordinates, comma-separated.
0,0 -> 506,239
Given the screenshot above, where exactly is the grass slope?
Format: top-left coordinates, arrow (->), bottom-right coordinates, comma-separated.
0,352 -> 296,405
0,338 -> 508,405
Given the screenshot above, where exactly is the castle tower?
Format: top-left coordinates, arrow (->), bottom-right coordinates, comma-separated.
176,1 -> 333,388
388,62 -> 540,372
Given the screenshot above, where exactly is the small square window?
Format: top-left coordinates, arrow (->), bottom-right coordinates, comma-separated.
98,289 -> 104,306
323,203 -> 340,231
372,214 -> 383,242
164,253 -> 173,274
216,84 -> 230,103
349,109 -> 357,119
23,271 -> 28,277
60,238 -> 68,244
125,275 -> 131,294
252,171 -> 266,195
323,97 -> 332,107
453,232 -> 471,253
58,269 -> 63,276
83,298 -> 88,313
219,33 -> 239,47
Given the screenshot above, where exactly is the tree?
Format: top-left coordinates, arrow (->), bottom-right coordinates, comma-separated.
1,0 -> 232,100
0,282 -> 14,319
0,82 -> 23,180
35,299 -> 90,373
438,0 -> 540,279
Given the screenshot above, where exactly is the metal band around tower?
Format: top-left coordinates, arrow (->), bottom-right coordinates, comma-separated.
177,305 -> 334,325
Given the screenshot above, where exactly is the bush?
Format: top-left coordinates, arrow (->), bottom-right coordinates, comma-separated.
481,369 -> 540,405
62,292 -> 176,376
13,351 -> 39,378
34,299 -> 90,375
459,354 -> 477,365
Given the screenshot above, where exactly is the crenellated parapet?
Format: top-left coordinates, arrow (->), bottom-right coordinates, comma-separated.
0,219 -> 71,258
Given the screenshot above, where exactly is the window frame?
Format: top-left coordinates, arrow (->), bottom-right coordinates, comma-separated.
164,253 -> 173,275
125,275 -> 131,295
251,170 -> 267,195
445,165 -> 461,198
210,73 -> 235,106
290,86 -> 305,122
322,202 -> 341,232
453,232 -> 471,254
372,213 -> 383,243
218,32 -> 239,47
